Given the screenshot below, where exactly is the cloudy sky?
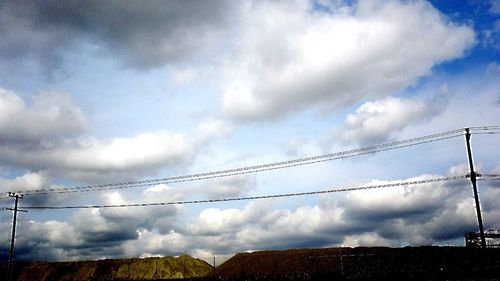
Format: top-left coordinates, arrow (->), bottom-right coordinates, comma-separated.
0,0 -> 499,263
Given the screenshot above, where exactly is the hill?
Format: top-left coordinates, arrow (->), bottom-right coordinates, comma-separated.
1,255 -> 212,281
2,247 -> 500,280
214,247 -> 500,280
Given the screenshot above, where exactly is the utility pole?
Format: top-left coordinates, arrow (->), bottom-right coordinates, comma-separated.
464,128 -> 487,248
7,192 -> 25,281
339,247 -> 344,279
213,253 -> 216,268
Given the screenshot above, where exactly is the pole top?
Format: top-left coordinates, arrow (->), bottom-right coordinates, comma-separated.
8,192 -> 23,199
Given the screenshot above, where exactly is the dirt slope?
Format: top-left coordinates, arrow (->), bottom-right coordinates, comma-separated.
214,247 -> 500,280
2,247 -> 500,280
3,255 -> 212,281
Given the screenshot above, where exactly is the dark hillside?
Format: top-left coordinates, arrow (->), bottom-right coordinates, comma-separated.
1,247 -> 499,280
0,255 -> 212,281
214,247 -> 500,280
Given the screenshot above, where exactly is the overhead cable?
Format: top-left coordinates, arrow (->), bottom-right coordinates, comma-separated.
468,126 -> 500,131
4,126 -> 499,198
23,175 -> 468,210
471,132 -> 500,135
7,128 -> 465,197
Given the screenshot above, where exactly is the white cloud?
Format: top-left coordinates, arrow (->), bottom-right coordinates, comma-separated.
199,175 -> 257,199
339,96 -> 443,145
137,228 -> 189,257
341,175 -> 464,222
393,64 -> 500,141
195,118 -> 232,141
0,89 -> 227,185
64,132 -> 195,172
0,171 -> 81,207
342,232 -> 394,247
0,131 -> 198,183
8,185 -> 183,260
0,172 -> 48,192
187,201 -> 272,236
177,171 -> 484,251
221,0 -> 474,121
0,88 -> 86,144
7,168 -> 500,261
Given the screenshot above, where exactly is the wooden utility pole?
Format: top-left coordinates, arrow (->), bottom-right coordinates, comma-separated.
464,128 -> 487,248
7,192 -> 25,281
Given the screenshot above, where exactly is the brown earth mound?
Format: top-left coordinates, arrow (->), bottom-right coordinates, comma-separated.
2,247 -> 500,280
2,255 -> 212,281
213,247 -> 500,280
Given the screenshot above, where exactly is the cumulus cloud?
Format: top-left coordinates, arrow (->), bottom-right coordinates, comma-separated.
199,175 -> 257,199
338,96 -> 444,145
0,0 -> 235,72
221,0 -> 474,121
0,0 -> 476,112
0,89 -> 226,187
1,130 -> 198,184
195,118 -> 232,142
186,201 -> 274,237
6,186 -> 182,261
0,172 -> 48,192
339,175 -> 468,225
0,88 -> 86,144
0,172 -> 71,206
5,168 -> 500,261
173,171 -> 496,252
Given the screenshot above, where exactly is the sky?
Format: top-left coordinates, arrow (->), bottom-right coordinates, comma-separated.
0,0 -> 499,263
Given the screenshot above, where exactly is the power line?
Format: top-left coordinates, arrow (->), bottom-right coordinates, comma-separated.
17,133 -> 463,197
22,175 -> 468,210
2,126 -> 498,199
468,125 -> 500,130
480,174 -> 500,178
465,126 -> 500,135
478,174 -> 500,182
471,132 -> 500,135
4,128 -> 466,197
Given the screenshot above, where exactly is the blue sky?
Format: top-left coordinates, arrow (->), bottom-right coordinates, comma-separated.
0,0 -> 499,263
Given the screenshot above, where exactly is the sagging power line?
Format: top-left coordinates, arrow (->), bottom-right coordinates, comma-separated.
16,173 -> 500,210
21,174 -> 473,210
1,127 -> 473,198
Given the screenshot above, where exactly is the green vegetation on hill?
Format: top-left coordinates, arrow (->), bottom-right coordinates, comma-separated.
2,255 -> 213,281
